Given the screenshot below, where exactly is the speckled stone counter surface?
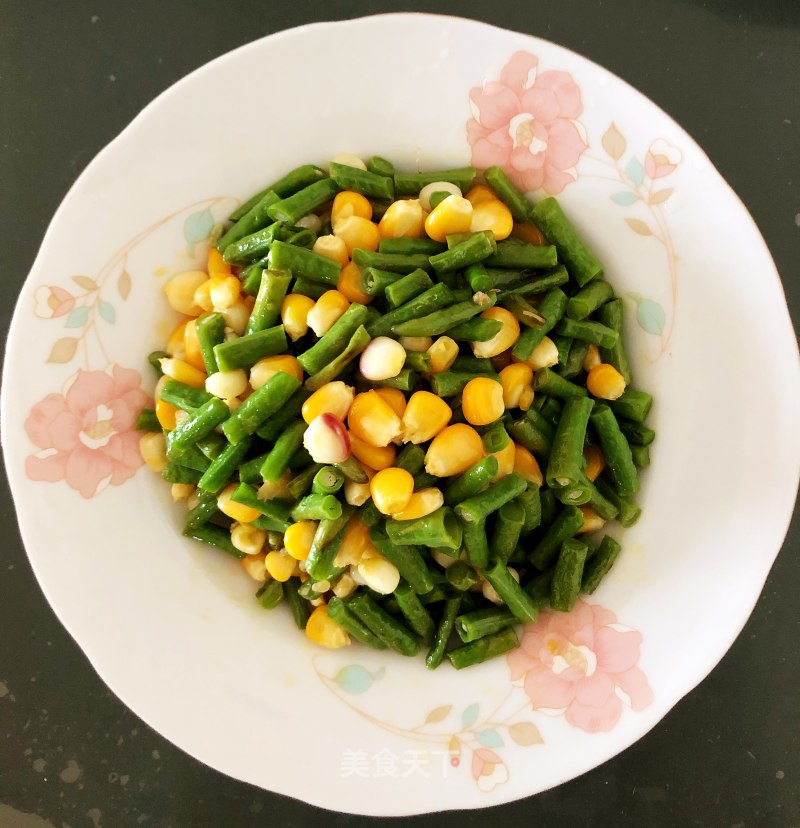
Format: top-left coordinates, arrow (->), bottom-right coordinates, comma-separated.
1,2 -> 798,826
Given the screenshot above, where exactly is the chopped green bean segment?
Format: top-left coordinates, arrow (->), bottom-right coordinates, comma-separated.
485,239 -> 558,269
630,443 -> 651,468
448,626 -> 519,669
566,280 -> 614,320
597,299 -> 632,385
556,317 -> 619,348
607,389 -> 653,423
444,456 -> 499,506
512,287 -> 568,360
260,420 -> 307,483
446,560 -> 480,591
393,167 -> 476,196
582,535 -> 622,594
221,372 -> 300,445
530,505 -> 584,570
298,303 -> 369,375
283,578 -> 311,629
135,408 -> 160,432
346,593 -> 419,656
255,386 -> 312,441
426,596 -> 462,670
482,558 -> 539,622
484,166 -> 532,221
214,326 -> 287,372
534,367 -> 589,399
378,238 -> 445,255
383,269 -> 434,308
385,507 -> 462,550
183,523 -> 244,559
367,156 -> 395,177
216,190 -> 280,252
305,325 -> 371,391
590,404 -> 639,498
198,437 -> 252,493
353,249 -> 432,274
394,580 -> 435,642
550,538 -> 589,611
267,177 -> 340,225
255,579 -> 284,610
168,397 -> 230,453
330,162 -> 394,199
247,270 -> 292,335
445,317 -> 502,342
430,371 -> 499,398
327,597 -> 387,649
158,379 -> 212,411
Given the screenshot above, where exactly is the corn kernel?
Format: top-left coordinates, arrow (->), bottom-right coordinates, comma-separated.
331,191 -> 372,227
304,413 -> 350,464
399,335 -> 433,353
155,398 -> 179,430
139,432 -> 167,472
330,153 -> 367,171
514,444 -> 544,486
587,364 -> 627,400
499,363 -> 534,409
295,213 -> 322,233
359,336 -> 407,381
334,517 -> 374,567
332,573 -> 356,599
281,293 -> 315,341
374,387 -> 407,418
357,556 -> 401,595
464,184 -> 496,206
307,290 -> 350,337
349,434 -> 396,471
518,385 -> 535,410
284,520 -> 318,560
583,444 -> 605,482
305,604 -> 351,648
419,182 -> 463,211
491,348 -> 514,372
182,319 -> 206,371
424,194 -> 473,242
312,234 -> 349,265
370,467 -> 414,515
250,355 -> 303,389
302,381 -> 355,423
401,391 -> 452,444
482,579 -> 503,604
425,424 -> 484,477
462,376 -> 504,425
578,506 -> 606,534
265,550 -> 298,582
241,553 -> 267,582
344,478 -> 372,507
159,358 -> 206,388
519,335 -> 559,370
258,469 -> 292,501
217,483 -> 261,523
427,336 -> 459,373
470,199 -> 513,240
391,487 -> 444,520
491,439 -> 516,480
472,308 -> 520,359
171,482 -> 194,501
164,270 -> 207,315
209,275 -> 241,311
337,261 -> 373,304
580,345 -> 600,373
347,390 -> 402,447
222,300 -> 250,336
231,523 -> 268,556
193,280 -> 214,313
378,199 -> 425,238
166,320 -> 188,359
207,248 -> 232,279
334,215 -> 380,255
432,549 -> 457,569
511,222 -> 547,245
206,369 -> 248,399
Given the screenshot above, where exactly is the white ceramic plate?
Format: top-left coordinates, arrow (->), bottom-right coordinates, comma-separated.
3,14 -> 798,816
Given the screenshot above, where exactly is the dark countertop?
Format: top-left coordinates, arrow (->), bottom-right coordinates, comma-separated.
1,2 -> 798,826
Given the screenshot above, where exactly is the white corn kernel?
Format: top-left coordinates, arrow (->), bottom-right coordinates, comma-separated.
482,579 -> 503,605
312,234 -> 349,265
344,479 -> 371,507
304,413 -> 350,464
205,369 -> 248,399
525,336 -> 559,370
223,397 -> 241,413
258,470 -> 292,501
241,554 -> 268,581
357,556 -> 400,595
295,213 -> 321,232
332,573 -> 356,599
418,181 -> 462,212
432,549 -> 457,569
210,276 -> 240,311
231,523 -> 268,556
163,270 -> 206,315
139,432 -> 167,472
311,580 -> 331,594
330,152 -> 366,171
222,301 -> 250,336
174,409 -> 190,427
186,490 -> 200,510
399,335 -> 433,353
359,337 -> 407,381
171,483 -> 194,501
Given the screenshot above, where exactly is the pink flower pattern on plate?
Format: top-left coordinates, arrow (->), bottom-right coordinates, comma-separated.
508,600 -> 654,733
25,365 -> 149,499
466,51 -> 587,195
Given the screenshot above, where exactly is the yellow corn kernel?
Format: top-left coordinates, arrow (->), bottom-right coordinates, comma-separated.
472,307 -> 520,359
369,467 -> 414,515
241,553 -> 267,582
307,290 -> 350,337
265,549 -> 297,582
166,319 -> 189,359
582,343 -> 602,371
312,234 -> 349,265
250,355 -> 303,390
465,184 -> 497,206
462,376 -> 504,426
350,434 -> 396,471
155,398 -> 179,430
139,431 -> 167,472
302,381 -> 355,423
514,444 -> 544,486
347,390 -> 402,447
159,358 -> 207,388
281,293 -> 315,342
587,363 -> 627,400
171,482 -> 194,501
391,487 -> 444,521
207,247 -> 232,279
334,516 -> 374,567
222,300 -> 250,336
209,275 -> 241,311
470,199 -> 513,240
491,439 -> 516,480
578,506 -> 606,534
217,483 -> 261,523
378,199 -> 425,238
425,424 -> 484,477
518,386 -> 535,410
284,520 -> 318,561
427,336 -> 459,373
183,319 -> 207,371
231,522 -> 267,556
334,215 -> 380,255
583,444 -> 605,482
511,222 -> 548,245
401,391 -> 452,444
518,335 -> 559,371
337,261 -> 373,304
499,363 -> 534,409
164,270 -> 207,315
424,194 -> 473,242
357,556 -> 401,595
193,279 -> 213,313
374,387 -> 407,419
305,604 -> 351,648
331,191 -> 373,227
